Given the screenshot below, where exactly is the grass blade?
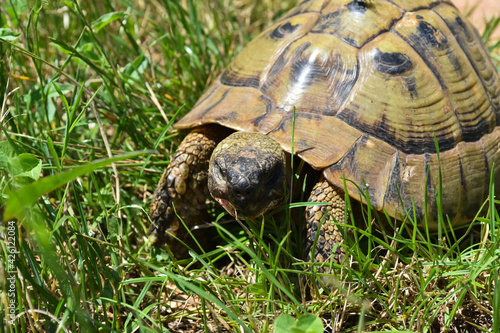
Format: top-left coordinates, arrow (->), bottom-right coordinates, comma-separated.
3,150 -> 152,219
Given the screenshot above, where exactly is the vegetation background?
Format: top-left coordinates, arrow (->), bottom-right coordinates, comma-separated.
0,0 -> 499,332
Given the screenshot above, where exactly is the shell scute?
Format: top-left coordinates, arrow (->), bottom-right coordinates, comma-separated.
220,12 -> 319,89
325,135 -> 397,210
282,0 -> 327,19
373,50 -> 413,75
393,8 -> 497,143
336,31 -> 461,155
389,0 -> 449,11
312,0 -> 404,48
177,82 -> 270,133
480,127 -> 500,192
262,32 -> 359,116
268,112 -> 363,169
433,3 -> 500,120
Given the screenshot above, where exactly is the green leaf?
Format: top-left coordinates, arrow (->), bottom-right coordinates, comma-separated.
248,274 -> 268,297
275,314 -> 297,333
0,143 -> 41,181
6,0 -> 29,14
69,86 -> 102,134
17,154 -> 42,180
46,82 -> 72,100
274,314 -> 323,333
0,28 -> 21,41
51,81 -> 70,114
91,12 -> 127,33
108,215 -> 119,243
46,136 -> 61,171
18,153 -> 40,172
48,38 -> 109,78
3,150 -> 152,220
295,314 -> 323,333
122,55 -> 149,82
100,280 -> 114,302
0,141 -> 21,176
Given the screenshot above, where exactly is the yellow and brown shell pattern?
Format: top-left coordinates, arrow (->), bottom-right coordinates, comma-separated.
176,0 -> 500,228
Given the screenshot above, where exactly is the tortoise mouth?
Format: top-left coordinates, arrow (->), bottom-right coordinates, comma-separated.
214,197 -> 238,218
214,193 -> 285,219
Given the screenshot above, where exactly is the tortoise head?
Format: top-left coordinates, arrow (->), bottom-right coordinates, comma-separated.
208,131 -> 289,219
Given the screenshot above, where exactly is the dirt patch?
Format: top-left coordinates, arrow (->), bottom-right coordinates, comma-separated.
453,0 -> 500,38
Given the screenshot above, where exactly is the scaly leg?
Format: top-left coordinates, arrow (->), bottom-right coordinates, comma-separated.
305,177 -> 346,267
149,126 -> 224,258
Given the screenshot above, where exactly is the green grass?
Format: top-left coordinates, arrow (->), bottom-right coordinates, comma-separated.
0,1 -> 499,332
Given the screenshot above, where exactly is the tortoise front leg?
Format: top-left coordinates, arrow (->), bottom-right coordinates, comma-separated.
305,177 -> 346,267
149,126 -> 223,258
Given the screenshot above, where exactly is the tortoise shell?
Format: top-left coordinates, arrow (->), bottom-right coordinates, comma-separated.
175,0 -> 500,228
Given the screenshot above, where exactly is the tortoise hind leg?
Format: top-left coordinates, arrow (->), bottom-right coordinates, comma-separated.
305,177 -> 346,267
149,126 -> 224,258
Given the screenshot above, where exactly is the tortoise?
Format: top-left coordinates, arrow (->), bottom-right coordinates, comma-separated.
149,0 -> 500,264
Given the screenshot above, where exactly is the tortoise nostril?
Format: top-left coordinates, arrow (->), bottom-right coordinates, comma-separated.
233,187 -> 251,197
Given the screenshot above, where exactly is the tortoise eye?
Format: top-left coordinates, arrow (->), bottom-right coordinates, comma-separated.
266,165 -> 283,186
212,160 -> 226,181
